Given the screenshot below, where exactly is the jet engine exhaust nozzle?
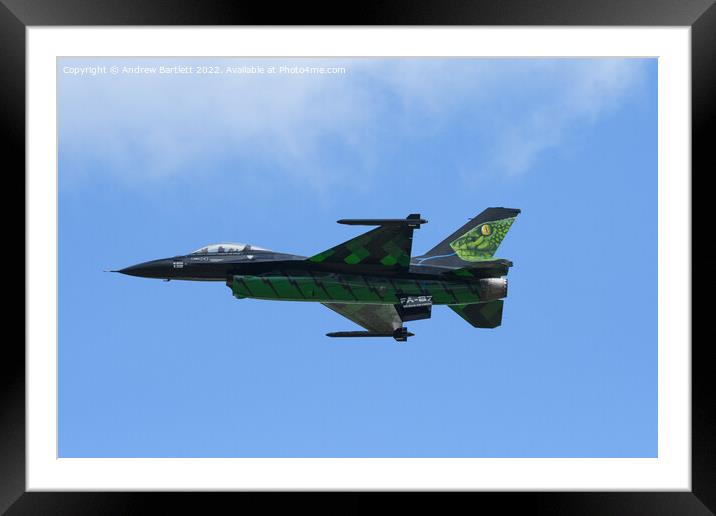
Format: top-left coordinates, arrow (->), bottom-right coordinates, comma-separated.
481,276 -> 508,300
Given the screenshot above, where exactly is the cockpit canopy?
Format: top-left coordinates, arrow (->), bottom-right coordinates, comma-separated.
190,243 -> 269,255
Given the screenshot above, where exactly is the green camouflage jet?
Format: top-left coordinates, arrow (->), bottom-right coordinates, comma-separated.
117,207 -> 520,341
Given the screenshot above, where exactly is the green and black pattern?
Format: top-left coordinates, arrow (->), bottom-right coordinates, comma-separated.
230,271 -> 504,306
449,300 -> 504,328
309,225 -> 413,268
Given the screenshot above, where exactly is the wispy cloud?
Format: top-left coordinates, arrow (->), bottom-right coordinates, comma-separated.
490,60 -> 647,176
58,58 -> 649,191
60,58 -> 380,192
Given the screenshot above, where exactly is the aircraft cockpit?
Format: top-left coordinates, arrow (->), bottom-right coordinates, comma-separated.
189,243 -> 269,255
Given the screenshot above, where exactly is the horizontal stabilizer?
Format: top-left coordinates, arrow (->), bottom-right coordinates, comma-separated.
449,300 -> 504,328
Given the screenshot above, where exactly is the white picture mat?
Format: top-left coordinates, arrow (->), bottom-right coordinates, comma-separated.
26,26 -> 690,490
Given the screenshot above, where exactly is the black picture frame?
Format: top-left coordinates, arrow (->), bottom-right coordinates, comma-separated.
5,0 -> 712,512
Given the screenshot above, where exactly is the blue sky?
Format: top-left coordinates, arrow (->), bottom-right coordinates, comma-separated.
58,57 -> 657,457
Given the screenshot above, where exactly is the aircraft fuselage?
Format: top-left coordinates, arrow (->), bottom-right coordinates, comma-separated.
118,249 -> 507,306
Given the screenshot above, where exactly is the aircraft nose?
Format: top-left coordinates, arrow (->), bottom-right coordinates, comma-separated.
118,258 -> 174,279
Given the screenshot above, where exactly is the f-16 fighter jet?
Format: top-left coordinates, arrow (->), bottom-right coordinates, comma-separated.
116,207 -> 520,341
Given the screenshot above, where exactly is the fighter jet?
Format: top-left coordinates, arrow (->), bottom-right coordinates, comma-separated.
116,207 -> 520,341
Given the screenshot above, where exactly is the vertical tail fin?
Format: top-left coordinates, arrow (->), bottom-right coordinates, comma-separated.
417,207 -> 520,266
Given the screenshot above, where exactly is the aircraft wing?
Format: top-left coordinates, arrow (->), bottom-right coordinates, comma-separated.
322,303 -> 402,333
308,214 -> 426,270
